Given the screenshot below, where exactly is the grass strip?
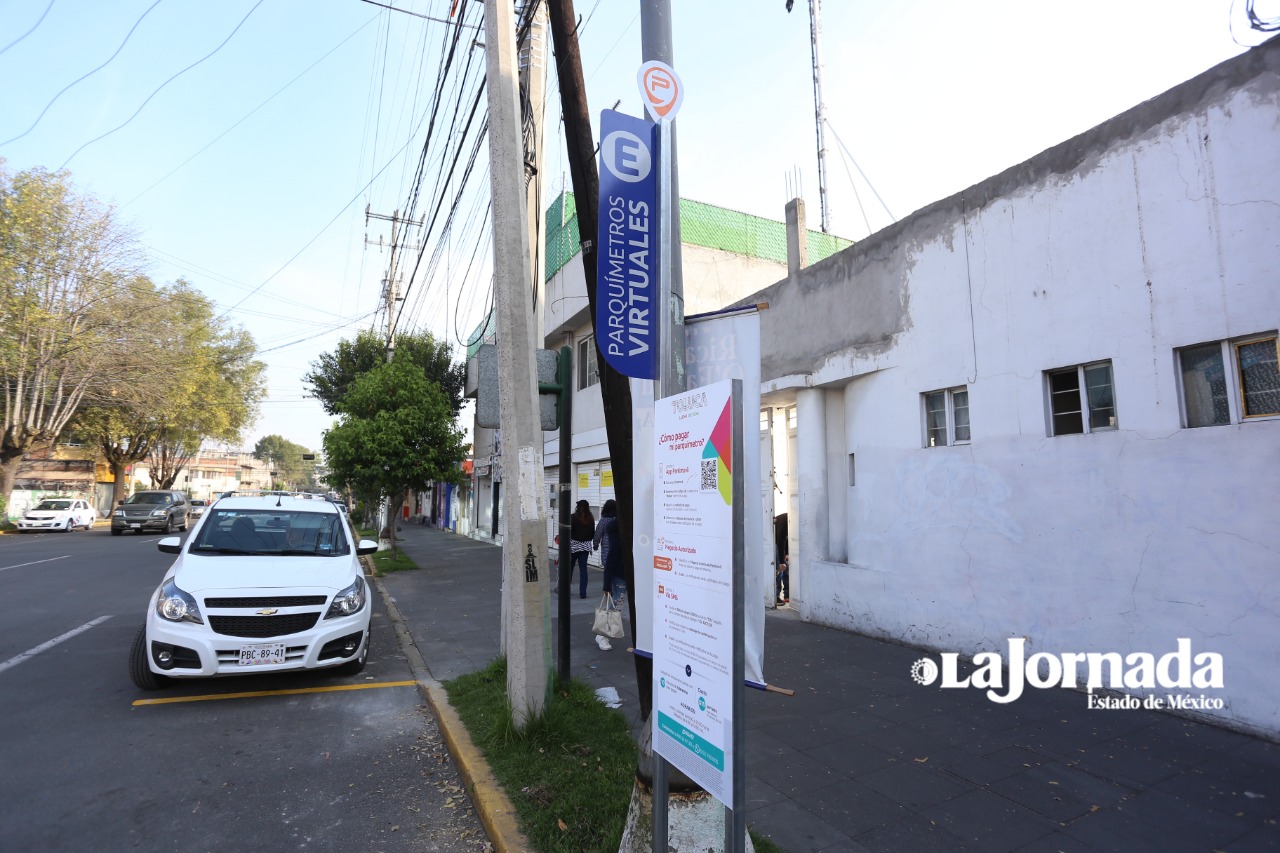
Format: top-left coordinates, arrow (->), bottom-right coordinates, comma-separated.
444,658 -> 786,853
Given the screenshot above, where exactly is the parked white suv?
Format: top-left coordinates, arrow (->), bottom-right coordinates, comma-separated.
130,493 -> 378,689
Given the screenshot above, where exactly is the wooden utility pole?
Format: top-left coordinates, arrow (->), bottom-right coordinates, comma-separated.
483,0 -> 550,727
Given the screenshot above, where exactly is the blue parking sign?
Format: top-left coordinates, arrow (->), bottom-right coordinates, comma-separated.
596,109 -> 660,380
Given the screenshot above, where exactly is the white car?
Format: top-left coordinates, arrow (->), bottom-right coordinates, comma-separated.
130,493 -> 379,690
17,498 -> 97,532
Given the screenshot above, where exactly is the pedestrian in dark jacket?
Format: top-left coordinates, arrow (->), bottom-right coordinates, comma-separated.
570,500 -> 595,599
594,498 -> 624,601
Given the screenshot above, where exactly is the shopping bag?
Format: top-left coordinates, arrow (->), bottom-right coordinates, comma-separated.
592,593 -> 624,639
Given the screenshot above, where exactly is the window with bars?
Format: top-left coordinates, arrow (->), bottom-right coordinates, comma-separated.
923,387 -> 970,447
1047,361 -> 1116,436
577,335 -> 599,390
1178,334 -> 1279,427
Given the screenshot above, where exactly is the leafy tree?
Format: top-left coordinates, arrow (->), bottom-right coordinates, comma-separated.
323,361 -> 466,555
74,278 -> 266,503
0,164 -> 145,506
304,328 -> 465,416
252,435 -> 319,491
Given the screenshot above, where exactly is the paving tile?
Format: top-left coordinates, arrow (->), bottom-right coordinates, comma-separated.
1224,820 -> 1280,852
944,746 -> 1049,786
855,721 -> 960,759
1106,787 -> 1258,850
922,788 -> 1056,853
1155,760 -> 1280,821
854,815 -> 975,852
1067,736 -> 1192,788
745,771 -> 787,811
1013,829 -> 1107,852
746,797 -> 853,853
760,706 -> 891,752
803,735 -> 899,779
986,761 -> 1134,823
750,745 -> 847,797
1061,803 -> 1206,850
856,762 -> 971,810
804,778 -> 911,837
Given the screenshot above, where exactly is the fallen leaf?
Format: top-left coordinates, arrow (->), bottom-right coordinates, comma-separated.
391,825 -> 400,832
1048,781 -> 1059,786
913,757 -> 929,763
558,819 -> 569,831
1089,805 -> 1101,813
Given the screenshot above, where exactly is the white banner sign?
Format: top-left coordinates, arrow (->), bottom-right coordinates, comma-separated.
652,379 -> 737,803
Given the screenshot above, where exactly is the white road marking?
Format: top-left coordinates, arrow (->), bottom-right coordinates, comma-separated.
0,616 -> 113,674
0,555 -> 71,573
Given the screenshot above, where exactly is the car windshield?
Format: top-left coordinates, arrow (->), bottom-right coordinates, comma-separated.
126,492 -> 171,505
36,500 -> 71,511
191,500 -> 207,507
189,509 -> 350,557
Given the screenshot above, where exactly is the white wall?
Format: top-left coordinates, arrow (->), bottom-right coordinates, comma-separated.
757,46 -> 1280,737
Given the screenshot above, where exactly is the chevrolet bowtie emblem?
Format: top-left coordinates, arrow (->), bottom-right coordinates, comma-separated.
257,608 -> 279,616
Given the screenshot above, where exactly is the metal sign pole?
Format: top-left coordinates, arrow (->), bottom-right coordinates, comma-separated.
728,379 -> 746,852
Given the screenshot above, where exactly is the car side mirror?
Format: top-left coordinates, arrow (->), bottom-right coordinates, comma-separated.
118,500 -> 125,505
157,537 -> 182,555
356,539 -> 379,557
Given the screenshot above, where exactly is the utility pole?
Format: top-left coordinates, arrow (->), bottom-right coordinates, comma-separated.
483,0 -> 551,727
519,0 -> 549,337
365,205 -> 422,546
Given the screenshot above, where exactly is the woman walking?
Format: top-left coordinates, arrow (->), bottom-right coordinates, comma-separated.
594,499 -> 624,603
569,500 -> 595,599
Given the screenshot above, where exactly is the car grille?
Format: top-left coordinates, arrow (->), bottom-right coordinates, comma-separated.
204,595 -> 328,608
208,613 -> 321,638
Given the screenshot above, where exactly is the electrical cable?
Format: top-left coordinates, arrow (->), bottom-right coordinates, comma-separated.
824,119 -> 896,223
58,1 -> 264,169
122,12 -> 378,208
2,0 -> 163,146
0,0 -> 55,57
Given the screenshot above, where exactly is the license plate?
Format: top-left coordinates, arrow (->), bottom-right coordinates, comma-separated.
130,523 -> 140,528
239,643 -> 286,666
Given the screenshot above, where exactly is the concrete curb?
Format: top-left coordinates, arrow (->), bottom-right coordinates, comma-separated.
367,563 -> 531,853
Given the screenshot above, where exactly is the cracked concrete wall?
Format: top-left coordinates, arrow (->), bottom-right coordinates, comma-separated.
755,40 -> 1280,738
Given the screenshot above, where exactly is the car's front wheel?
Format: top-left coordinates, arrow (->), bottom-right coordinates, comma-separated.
129,625 -> 168,690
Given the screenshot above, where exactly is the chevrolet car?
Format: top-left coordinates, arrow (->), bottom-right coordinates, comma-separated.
130,492 -> 378,689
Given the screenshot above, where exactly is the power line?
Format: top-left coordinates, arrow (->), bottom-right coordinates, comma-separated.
0,0 -> 55,57
122,11 -> 379,208
2,0 -> 163,146
59,1 -> 265,169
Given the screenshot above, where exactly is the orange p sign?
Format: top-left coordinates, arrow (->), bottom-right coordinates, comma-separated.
638,60 -> 683,123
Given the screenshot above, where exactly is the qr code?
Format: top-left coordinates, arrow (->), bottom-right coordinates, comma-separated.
701,459 -> 717,491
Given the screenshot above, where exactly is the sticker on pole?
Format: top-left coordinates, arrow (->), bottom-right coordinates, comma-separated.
596,109 -> 660,379
638,60 -> 683,123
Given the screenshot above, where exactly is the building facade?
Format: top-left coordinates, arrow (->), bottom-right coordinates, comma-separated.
743,41 -> 1279,738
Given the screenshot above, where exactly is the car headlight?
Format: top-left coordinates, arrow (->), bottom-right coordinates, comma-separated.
114,509 -> 124,517
151,509 -> 167,517
325,576 -> 366,619
156,577 -> 204,624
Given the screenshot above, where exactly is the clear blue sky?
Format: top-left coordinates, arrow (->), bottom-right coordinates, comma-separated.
0,0 -> 1256,454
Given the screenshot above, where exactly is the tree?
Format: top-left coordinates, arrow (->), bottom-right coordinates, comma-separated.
0,164 -> 145,507
252,435 -> 318,491
304,328 -> 466,416
323,361 -> 466,556
73,278 -> 266,504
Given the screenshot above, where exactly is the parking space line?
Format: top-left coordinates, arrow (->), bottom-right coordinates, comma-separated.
0,555 -> 70,573
0,615 -> 112,674
131,679 -> 420,706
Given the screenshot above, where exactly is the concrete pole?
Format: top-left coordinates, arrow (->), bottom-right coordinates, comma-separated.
795,386 -> 828,613
483,0 -> 550,727
519,1 -> 550,339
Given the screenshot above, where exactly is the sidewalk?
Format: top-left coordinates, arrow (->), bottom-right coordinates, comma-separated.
380,524 -> 1280,853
